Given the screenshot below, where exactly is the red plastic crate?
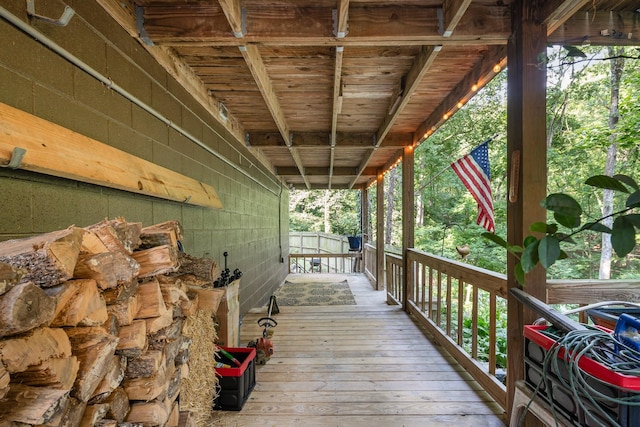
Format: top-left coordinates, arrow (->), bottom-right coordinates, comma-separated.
214,347 -> 256,410
524,325 -> 640,391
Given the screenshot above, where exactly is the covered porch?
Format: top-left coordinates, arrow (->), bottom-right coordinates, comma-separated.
212,273 -> 505,426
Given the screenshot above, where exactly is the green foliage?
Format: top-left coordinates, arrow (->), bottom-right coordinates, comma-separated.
484,173 -> 640,283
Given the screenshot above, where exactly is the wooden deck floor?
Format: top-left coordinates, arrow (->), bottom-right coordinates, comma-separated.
211,274 -> 506,426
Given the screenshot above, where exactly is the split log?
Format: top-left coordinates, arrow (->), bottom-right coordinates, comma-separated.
89,355 -> 126,403
123,359 -> 173,401
126,401 -> 168,427
103,387 -> 130,423
46,279 -> 108,327
74,252 -> 140,290
0,364 -> 8,399
0,327 -> 71,373
85,220 -> 129,255
149,317 -> 183,344
116,319 -> 147,358
0,262 -> 23,296
167,402 -> 180,427
45,397 -> 86,427
186,286 -> 224,313
132,245 -> 179,278
107,295 -> 139,326
0,282 -> 56,337
0,384 -> 69,424
12,356 -> 79,389
178,411 -> 197,427
79,229 -> 109,255
103,312 -> 120,336
0,226 -> 83,288
145,309 -> 174,334
181,292 -> 199,317
159,282 -> 189,306
134,279 -> 168,319
65,327 -> 119,402
125,349 -> 163,378
102,278 -> 139,305
140,220 -> 183,248
173,253 -> 220,283
94,420 -> 117,427
79,403 -> 109,427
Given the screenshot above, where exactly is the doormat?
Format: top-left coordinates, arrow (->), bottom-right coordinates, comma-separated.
275,280 -> 356,306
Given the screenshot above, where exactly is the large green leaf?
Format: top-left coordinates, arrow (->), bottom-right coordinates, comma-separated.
555,233 -> 575,244
529,222 -> 558,234
626,214 -> 640,228
538,236 -> 561,269
515,262 -> 525,285
554,212 -> 581,229
613,174 -> 639,190
611,216 -> 636,257
626,190 -> 640,208
585,175 -> 630,193
542,194 -> 582,228
521,240 -> 540,273
581,221 -> 612,233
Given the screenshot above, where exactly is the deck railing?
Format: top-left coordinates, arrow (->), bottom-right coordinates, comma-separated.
363,243 -> 377,283
385,248 -> 508,408
289,253 -> 361,274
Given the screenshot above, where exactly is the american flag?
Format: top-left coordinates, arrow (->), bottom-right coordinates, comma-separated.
450,140 -> 495,233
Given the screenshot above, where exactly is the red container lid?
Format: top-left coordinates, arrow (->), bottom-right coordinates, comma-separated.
214,346 -> 256,377
524,325 -> 640,391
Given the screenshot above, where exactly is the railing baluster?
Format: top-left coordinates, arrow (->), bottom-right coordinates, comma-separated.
436,270 -> 442,327
472,285 -> 479,359
489,292 -> 497,376
457,278 -> 464,346
446,274 -> 452,336
428,266 -> 434,319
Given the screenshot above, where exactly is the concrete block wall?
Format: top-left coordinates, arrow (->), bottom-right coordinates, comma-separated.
0,0 -> 289,315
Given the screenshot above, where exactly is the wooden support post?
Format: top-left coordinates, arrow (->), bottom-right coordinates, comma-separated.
402,145 -> 415,310
376,170 -> 385,291
506,0 -> 548,422
361,187 -> 368,274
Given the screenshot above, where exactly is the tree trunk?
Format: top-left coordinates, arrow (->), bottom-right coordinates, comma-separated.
385,167 -> 397,245
323,189 -> 331,233
599,47 -> 625,279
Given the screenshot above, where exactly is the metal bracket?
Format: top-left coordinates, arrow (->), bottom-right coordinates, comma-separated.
135,4 -> 154,46
332,9 -> 348,38
233,8 -> 247,38
1,147 -> 27,169
26,0 -> 75,26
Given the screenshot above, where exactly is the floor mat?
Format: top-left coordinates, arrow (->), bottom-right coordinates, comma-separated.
274,280 -> 356,306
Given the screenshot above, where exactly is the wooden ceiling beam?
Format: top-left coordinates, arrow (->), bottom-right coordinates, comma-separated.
140,4 -> 511,46
247,132 -> 412,148
329,0 -> 349,188
276,166 -> 377,177
218,0 -> 245,38
348,45 -> 440,188
547,11 -> 640,46
239,44 -> 310,188
543,0 -> 591,34
441,0 -> 473,37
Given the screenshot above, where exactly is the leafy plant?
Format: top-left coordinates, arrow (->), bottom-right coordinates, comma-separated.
483,174 -> 640,284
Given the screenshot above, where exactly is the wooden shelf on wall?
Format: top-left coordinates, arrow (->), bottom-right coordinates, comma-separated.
0,102 -> 223,210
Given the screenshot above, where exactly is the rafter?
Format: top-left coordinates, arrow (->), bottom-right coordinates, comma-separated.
218,0 -> 245,38
335,0 -> 350,38
543,0 -> 591,34
239,44 -> 310,189
329,45 -> 344,188
348,45 -> 440,188
247,132 -> 412,148
440,0 -> 473,37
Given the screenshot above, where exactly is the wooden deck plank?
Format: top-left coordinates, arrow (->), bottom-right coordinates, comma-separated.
211,273 -> 506,426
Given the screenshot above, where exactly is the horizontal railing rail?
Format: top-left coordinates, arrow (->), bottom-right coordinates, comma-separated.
288,252 -> 361,274
363,242 -> 377,284
385,252 -> 403,305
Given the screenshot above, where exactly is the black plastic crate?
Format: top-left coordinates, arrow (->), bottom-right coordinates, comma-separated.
213,347 -> 256,411
524,325 -> 640,426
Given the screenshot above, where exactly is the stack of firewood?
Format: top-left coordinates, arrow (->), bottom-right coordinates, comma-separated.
0,218 -> 223,427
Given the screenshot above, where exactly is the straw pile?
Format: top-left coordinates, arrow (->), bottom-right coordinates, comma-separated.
180,310 -> 218,426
